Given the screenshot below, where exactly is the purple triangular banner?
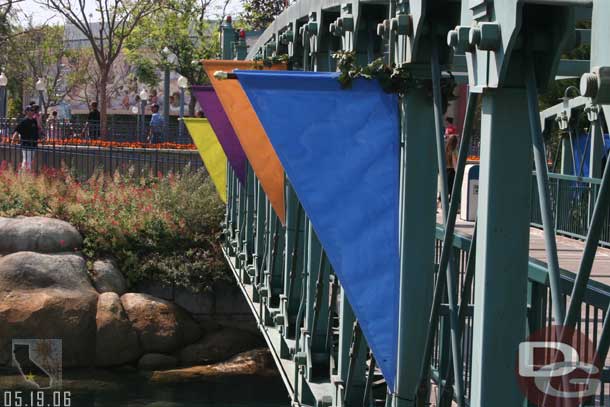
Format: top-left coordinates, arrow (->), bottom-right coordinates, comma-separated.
192,85 -> 247,183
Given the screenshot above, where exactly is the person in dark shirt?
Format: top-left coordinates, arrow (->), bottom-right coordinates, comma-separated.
12,106 -> 39,170
85,102 -> 100,140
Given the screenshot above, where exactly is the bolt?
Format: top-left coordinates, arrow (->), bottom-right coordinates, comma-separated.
377,21 -> 387,37
306,21 -> 318,34
469,27 -> 481,48
580,72 -> 599,99
340,15 -> 354,32
470,23 -> 501,51
390,17 -> 398,33
447,29 -> 458,48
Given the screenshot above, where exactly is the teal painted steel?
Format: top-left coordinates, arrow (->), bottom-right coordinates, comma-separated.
394,89 -> 437,407
470,88 -> 533,407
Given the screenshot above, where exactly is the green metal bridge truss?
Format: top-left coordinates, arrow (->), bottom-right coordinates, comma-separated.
217,0 -> 610,405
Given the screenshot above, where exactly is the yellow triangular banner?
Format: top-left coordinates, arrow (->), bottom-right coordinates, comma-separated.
184,118 -> 227,203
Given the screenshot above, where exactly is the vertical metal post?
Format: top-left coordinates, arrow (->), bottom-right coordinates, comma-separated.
164,65 -> 170,137
590,116 -> 604,179
0,86 -> 6,119
255,180 -> 267,279
560,133 -> 575,175
394,88 -> 437,407
242,165 -> 256,267
178,87 -> 185,142
470,88 -> 532,407
140,99 -> 147,139
221,16 -> 235,60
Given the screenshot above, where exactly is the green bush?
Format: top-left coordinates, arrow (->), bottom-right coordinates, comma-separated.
0,164 -> 230,292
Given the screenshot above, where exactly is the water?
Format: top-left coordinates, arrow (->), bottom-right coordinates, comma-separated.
0,368 -> 290,407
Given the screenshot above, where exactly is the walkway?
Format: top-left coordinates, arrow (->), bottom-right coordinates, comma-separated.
440,215 -> 610,284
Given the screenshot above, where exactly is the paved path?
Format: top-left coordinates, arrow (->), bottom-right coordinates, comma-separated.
438,214 -> 610,285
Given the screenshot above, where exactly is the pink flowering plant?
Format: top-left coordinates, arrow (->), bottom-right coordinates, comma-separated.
0,162 -> 230,291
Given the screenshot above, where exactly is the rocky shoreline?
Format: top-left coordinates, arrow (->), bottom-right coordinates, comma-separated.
0,216 -> 274,383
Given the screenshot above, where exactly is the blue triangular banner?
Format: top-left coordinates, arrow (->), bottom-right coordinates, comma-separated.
235,70 -> 400,389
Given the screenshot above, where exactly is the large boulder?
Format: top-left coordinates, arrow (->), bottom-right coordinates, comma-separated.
121,293 -> 201,353
0,252 -> 93,292
95,293 -> 140,366
137,353 -> 178,371
0,252 -> 98,367
178,328 -> 265,366
91,260 -> 127,295
0,217 -> 82,254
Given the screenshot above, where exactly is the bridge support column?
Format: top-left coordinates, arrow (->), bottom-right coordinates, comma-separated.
393,87 -> 437,407
470,87 -> 532,407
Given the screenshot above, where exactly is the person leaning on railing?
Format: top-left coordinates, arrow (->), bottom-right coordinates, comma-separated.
11,105 -> 40,171
148,103 -> 164,144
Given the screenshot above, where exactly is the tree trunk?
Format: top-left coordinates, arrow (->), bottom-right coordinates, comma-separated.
189,94 -> 196,117
99,67 -> 109,139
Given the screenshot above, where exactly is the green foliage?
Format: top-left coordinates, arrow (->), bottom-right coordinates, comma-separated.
131,58 -> 160,88
241,0 -> 287,30
125,0 -> 222,109
0,165 -> 230,292
4,23 -> 93,113
333,51 -> 457,111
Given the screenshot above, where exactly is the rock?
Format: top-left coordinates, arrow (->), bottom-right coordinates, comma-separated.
138,353 -> 178,371
121,293 -> 201,353
0,252 -> 98,367
0,252 -> 93,292
91,259 -> 127,295
174,287 -> 214,316
95,293 -> 140,366
0,217 -> 82,254
179,328 -> 265,365
0,290 -> 98,367
149,349 -> 277,383
133,280 -> 174,301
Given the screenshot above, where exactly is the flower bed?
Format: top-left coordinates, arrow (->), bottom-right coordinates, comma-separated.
0,163 -> 229,291
0,136 -> 196,150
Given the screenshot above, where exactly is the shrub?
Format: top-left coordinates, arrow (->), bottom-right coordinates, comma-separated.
0,163 -> 230,292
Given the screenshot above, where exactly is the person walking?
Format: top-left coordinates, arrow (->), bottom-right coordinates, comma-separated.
85,102 -> 100,140
12,106 -> 40,171
46,111 -> 59,140
446,134 -> 459,201
148,103 -> 164,143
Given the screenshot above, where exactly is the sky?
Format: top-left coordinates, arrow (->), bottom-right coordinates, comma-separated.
18,0 -> 242,26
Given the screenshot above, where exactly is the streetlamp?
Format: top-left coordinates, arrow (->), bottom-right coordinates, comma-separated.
139,89 -> 149,140
0,72 -> 8,120
131,105 -> 140,142
35,77 -> 46,113
162,46 -> 178,138
177,75 -> 188,143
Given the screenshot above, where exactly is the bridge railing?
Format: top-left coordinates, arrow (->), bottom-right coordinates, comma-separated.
531,172 -> 610,248
432,226 -> 610,405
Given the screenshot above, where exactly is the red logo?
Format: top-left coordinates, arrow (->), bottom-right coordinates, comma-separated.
516,325 -> 602,407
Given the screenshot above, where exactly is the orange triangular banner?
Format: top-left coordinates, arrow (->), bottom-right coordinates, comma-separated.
202,60 -> 286,224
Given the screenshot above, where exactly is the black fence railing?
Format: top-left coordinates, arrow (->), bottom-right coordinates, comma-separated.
0,116 -> 193,145
0,117 -> 203,179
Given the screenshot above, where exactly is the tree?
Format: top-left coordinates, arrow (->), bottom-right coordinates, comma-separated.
125,0 -> 229,116
38,0 -> 160,136
241,0 -> 287,30
5,23 -> 90,114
